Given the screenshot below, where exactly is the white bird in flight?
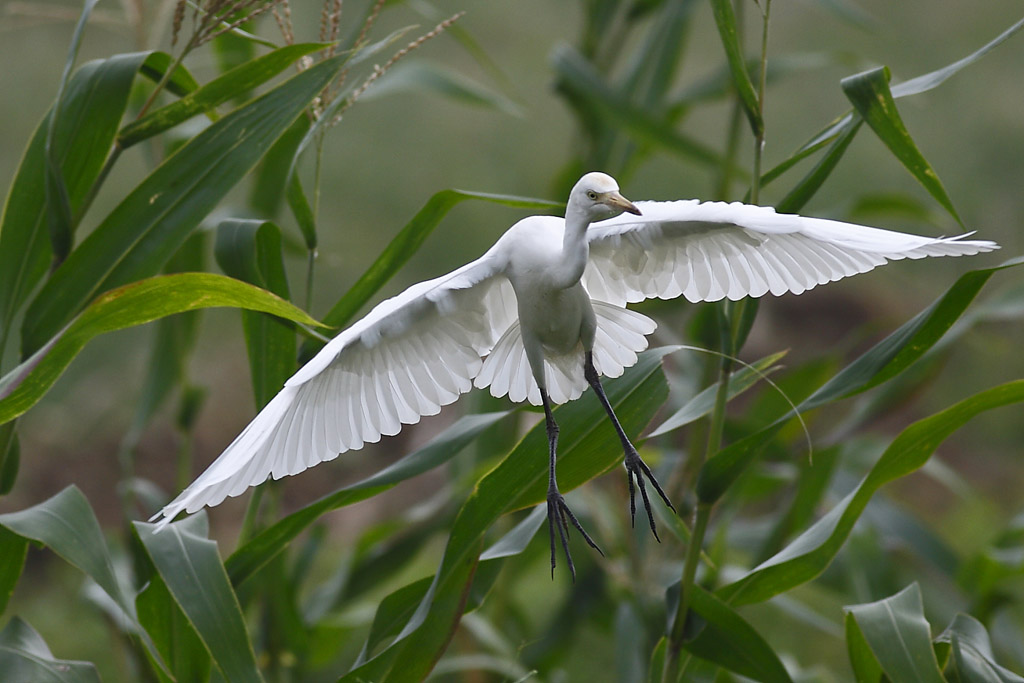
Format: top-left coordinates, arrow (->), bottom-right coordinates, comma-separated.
154,172 -> 997,576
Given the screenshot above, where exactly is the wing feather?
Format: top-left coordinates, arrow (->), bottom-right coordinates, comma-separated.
585,199 -> 998,306
154,249 -> 513,526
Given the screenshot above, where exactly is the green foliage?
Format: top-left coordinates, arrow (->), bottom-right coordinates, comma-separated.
1,2 -> 1023,682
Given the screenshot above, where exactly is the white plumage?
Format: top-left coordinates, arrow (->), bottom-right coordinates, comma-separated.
154,173 -> 997,531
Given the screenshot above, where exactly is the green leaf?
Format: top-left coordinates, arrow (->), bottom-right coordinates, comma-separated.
937,614 -> 1024,683
44,0 -> 101,267
137,574 -> 212,683
844,584 -> 946,683
845,611 -> 884,683
139,51 -> 201,98
0,421 -> 17,494
250,115 -> 309,218
0,273 -> 321,425
708,0 -> 762,136
0,618 -> 101,683
285,171 -> 318,250
0,51 -> 157,350
215,219 -> 295,409
841,66 -> 960,223
550,45 -> 726,170
776,117 -> 863,214
648,350 -> 785,437
716,379 -> 1024,606
135,519 -> 263,683
21,55 -> 345,355
364,61 -> 522,115
340,349 -> 670,681
312,189 -> 561,336
684,585 -> 793,682
697,258 -> 1023,504
0,525 -> 28,614
226,411 -> 513,586
118,43 -> 329,148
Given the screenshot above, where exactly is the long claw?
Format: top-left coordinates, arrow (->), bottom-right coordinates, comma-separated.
624,447 -> 675,542
547,490 -> 603,582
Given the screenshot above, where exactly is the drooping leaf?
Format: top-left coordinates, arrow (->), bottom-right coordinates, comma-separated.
135,518 -> 263,683
0,273 -> 321,425
844,584 -> 946,683
0,617 -> 101,683
21,55 -> 345,355
775,117 -> 863,214
841,66 -> 959,222
937,614 -> 1024,683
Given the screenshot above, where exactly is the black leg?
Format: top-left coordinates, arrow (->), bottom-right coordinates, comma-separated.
584,352 -> 676,540
542,388 -> 602,581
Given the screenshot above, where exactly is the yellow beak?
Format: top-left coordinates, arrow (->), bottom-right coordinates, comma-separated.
605,191 -> 642,216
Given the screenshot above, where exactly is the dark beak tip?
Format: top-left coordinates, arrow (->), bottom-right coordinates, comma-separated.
629,206 -> 643,216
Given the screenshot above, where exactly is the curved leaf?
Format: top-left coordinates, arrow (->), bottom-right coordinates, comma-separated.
135,519 -> 263,683
21,55 -> 345,355
0,51 -> 157,351
717,379 -> 1024,606
938,614 -> 1024,683
841,66 -> 959,223
708,0 -> 762,136
0,273 -> 321,425
0,618 -> 100,683
118,43 -> 329,148
844,584 -> 945,683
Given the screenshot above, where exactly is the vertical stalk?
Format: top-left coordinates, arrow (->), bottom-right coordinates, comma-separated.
664,3 -> 771,680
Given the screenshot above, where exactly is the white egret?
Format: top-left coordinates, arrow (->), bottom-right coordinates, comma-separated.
154,172 -> 997,576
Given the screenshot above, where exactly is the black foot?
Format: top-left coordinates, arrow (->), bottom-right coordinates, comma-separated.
547,488 -> 603,581
624,447 -> 676,542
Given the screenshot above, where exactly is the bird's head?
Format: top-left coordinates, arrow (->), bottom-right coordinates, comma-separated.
569,172 -> 642,222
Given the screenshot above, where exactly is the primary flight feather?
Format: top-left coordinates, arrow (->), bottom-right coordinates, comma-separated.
154,172 -> 997,576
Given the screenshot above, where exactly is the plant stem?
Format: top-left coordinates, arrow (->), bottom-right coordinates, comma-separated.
662,502 -> 711,682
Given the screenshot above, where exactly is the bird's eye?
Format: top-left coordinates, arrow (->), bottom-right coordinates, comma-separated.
586,191 -> 598,200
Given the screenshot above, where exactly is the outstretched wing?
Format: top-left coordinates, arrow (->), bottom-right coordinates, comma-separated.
154,248 -> 515,525
583,199 -> 999,306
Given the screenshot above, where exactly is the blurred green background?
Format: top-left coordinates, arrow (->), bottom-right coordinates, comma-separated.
1,0 -> 1023,679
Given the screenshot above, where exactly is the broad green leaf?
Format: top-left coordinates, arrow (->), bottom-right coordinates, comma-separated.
137,574 -> 212,683
684,585 -> 793,682
135,519 -> 263,683
776,117 -> 863,214
845,611 -> 884,683
138,51 -> 201,98
0,51 -> 157,350
118,43 -> 328,148
215,219 -> 295,408
44,0 -> 101,266
340,349 -> 670,682
312,189 -> 561,335
0,618 -> 101,683
716,379 -> 1024,606
0,525 -> 27,614
708,0 -> 762,135
0,486 -> 133,619
0,273 -> 321,425
648,350 -> 785,437
697,258 -> 1023,504
844,584 -> 945,683
364,61 -> 522,115
841,66 -> 960,223
937,614 -> 1024,683
0,421 -> 17,494
250,115 -> 309,219
226,411 -> 513,586
21,55 -> 345,355
550,45 -> 726,170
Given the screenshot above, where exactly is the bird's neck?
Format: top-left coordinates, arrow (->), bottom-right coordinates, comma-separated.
553,206 -> 591,289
